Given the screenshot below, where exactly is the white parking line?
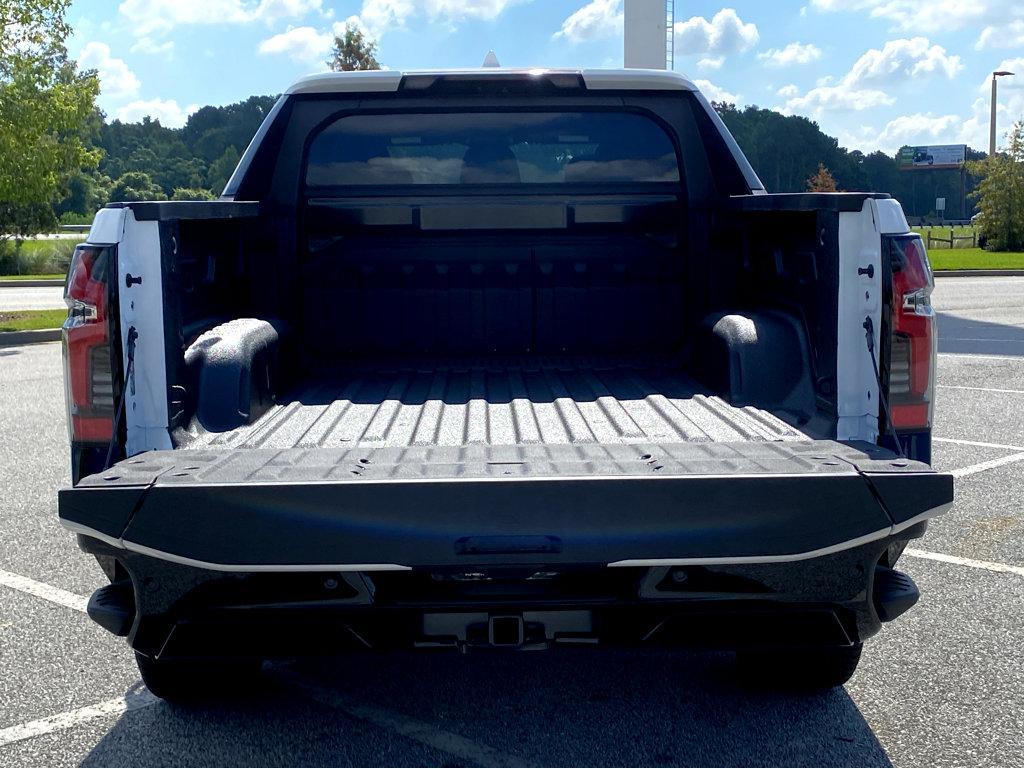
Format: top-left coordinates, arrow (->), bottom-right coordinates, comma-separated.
0,569 -> 87,613
938,352 -> 1021,361
934,437 -> 1024,452
279,671 -> 524,767
0,691 -> 159,748
905,548 -> 1024,578
951,452 -> 1024,479
939,384 -> 1024,395
943,338 -> 1024,344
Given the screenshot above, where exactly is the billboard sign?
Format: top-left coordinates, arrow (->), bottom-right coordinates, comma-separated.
897,144 -> 966,170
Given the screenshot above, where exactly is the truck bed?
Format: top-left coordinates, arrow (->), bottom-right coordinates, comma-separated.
183,355 -> 809,451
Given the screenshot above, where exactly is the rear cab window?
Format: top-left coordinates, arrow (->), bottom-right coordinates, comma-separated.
304,111 -> 681,189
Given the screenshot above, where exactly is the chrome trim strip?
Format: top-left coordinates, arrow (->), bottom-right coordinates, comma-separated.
608,502 -> 952,567
607,528 -> 893,567
62,502 -> 950,573
61,520 -> 412,573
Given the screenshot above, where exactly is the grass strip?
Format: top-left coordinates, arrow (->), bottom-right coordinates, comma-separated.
0,309 -> 66,333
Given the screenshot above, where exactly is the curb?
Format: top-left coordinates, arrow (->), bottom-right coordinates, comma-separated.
0,329 -> 62,346
935,269 -> 1024,277
0,279 -> 64,288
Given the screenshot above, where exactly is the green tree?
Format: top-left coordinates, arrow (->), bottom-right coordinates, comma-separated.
171,187 -> 214,201
207,145 -> 240,194
328,24 -> 381,71
56,168 -> 109,217
182,95 -> 277,162
0,202 -> 57,240
968,122 -> 1024,251
0,0 -> 99,237
109,171 -> 166,203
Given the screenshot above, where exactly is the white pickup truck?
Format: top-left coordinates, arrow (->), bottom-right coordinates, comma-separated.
58,69 -> 953,702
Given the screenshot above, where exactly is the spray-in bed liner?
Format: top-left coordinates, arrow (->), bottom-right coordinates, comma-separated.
184,355 -> 809,450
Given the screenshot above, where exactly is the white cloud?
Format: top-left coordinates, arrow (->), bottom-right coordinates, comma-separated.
977,19 -> 1024,49
829,57 -> 1024,154
873,113 -> 963,151
782,37 -> 960,116
784,84 -> 895,112
776,83 -> 800,98
130,36 -> 174,55
758,42 -> 822,67
553,0 -> 622,43
843,111 -> 980,155
255,0 -> 326,25
844,37 -> 961,87
674,8 -> 758,56
345,0 -> 413,38
342,0 -> 526,42
117,0 -> 326,36
115,98 -> 200,128
257,24 -> 333,66
77,42 -> 141,100
698,56 -> 725,70
424,0 -> 522,21
695,78 -> 739,104
810,0 -> 1023,33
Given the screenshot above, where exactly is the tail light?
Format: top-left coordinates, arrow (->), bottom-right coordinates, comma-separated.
887,235 -> 936,431
63,246 -> 117,443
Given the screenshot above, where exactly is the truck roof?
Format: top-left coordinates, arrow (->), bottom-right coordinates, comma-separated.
285,68 -> 697,95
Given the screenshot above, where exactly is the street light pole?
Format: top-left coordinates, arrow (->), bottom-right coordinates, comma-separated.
990,71 -> 1014,156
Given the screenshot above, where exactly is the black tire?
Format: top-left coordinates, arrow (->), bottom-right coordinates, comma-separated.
736,643 -> 862,690
135,652 -> 262,703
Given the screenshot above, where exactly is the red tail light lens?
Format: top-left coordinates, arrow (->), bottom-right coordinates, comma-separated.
63,246 -> 116,442
888,236 -> 936,431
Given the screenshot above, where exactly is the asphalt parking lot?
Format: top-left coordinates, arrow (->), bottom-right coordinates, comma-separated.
0,287 -> 65,312
1,275 -> 1022,767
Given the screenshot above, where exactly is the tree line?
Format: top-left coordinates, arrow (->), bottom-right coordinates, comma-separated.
55,95 -> 278,220
53,98 -> 984,223
0,4 -> 1012,247
716,103 -> 987,220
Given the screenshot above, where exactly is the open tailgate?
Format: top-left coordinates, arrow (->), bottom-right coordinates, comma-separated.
59,440 -> 952,571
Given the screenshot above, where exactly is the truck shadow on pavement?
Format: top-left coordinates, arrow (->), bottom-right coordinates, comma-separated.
82,649 -> 890,767
937,312 -> 1024,357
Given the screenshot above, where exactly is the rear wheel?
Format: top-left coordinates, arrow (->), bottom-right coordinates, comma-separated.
135,653 -> 262,703
736,643 -> 862,690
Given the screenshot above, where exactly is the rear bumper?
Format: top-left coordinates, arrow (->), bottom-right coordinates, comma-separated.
78,529 -> 926,659
61,440 -> 951,657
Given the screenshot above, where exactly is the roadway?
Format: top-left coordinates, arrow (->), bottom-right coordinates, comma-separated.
0,275 -> 1022,766
0,287 -> 65,312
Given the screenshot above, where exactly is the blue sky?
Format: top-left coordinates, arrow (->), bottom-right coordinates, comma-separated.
68,0 -> 1024,155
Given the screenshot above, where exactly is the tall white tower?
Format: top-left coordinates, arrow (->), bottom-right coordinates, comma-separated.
624,0 -> 674,70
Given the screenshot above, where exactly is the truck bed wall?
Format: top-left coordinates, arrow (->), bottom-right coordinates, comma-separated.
142,195 -> 855,443
302,207 -> 684,357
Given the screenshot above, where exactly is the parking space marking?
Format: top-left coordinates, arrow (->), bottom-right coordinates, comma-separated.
0,569 -> 87,613
934,437 -> 1024,451
0,691 -> 159,748
938,352 -> 1021,361
905,548 -> 1024,578
940,385 -> 1024,395
951,452 -> 1024,479
277,670 -> 524,767
943,338 -> 1024,344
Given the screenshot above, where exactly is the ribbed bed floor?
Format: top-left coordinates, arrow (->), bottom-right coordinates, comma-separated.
187,356 -> 810,450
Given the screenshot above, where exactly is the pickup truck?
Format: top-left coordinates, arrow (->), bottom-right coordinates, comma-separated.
58,68 -> 954,702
